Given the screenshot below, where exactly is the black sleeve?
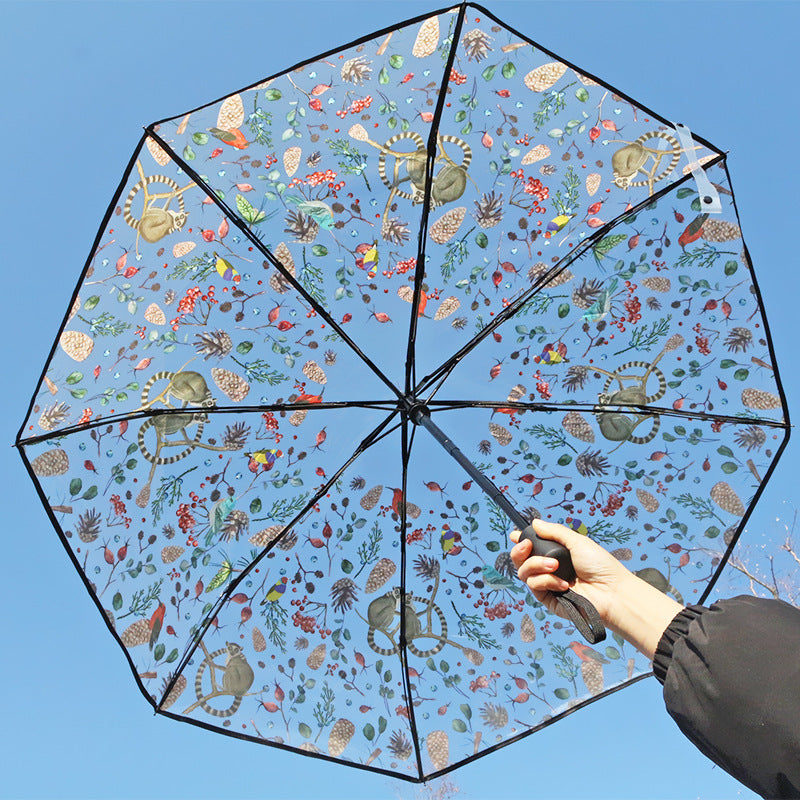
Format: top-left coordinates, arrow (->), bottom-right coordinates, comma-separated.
652,595 -> 800,799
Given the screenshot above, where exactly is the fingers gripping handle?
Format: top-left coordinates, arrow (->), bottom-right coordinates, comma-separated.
518,525 -> 606,644
518,525 -> 576,582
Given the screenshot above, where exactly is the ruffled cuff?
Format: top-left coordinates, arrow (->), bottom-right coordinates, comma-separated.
652,604 -> 704,685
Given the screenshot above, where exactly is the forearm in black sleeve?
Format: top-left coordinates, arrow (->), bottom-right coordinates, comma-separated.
652,595 -> 800,799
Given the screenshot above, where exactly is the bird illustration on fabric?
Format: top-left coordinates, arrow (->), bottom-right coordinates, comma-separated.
285,196 -> 335,229
543,214 -> 571,238
440,526 -> 460,557
534,342 -> 567,365
149,601 -> 166,650
480,565 -> 524,595
245,448 -> 283,474
565,517 -> 589,536
355,241 -> 379,278
214,253 -> 240,283
262,576 -> 288,604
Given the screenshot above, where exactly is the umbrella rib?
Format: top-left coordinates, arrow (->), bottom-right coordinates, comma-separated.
145,127 -> 404,402
398,408 -> 426,780
416,399 -> 790,430
403,2 -> 469,398
14,400 -> 403,448
158,406 -> 403,712
413,159 -> 726,399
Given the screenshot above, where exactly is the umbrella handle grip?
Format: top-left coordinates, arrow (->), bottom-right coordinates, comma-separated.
518,525 -> 576,583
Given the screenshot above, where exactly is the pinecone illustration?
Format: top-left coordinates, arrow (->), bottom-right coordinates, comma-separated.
710,482 -> 745,517
524,62 -> 567,92
360,484 -> 384,511
741,388 -> 781,410
461,28 -> 492,60
702,219 -> 741,242
193,330 -> 232,360
473,192 -> 503,228
306,643 -> 326,670
328,718 -> 355,757
59,330 -> 94,362
160,675 -> 187,710
211,367 -> 250,402
120,619 -> 150,648
324,349 -> 337,366
288,409 -> 307,427
331,577 -> 357,612
221,509 -> 249,541
562,410 -> 594,442
365,558 -> 396,593
520,614 -> 537,642
480,702 -> 508,730
252,626 -> 267,652
636,488 -> 660,513
283,146 -> 301,177
144,303 -> 167,325
429,207 -> 466,244
340,56 -> 372,84
724,327 -> 753,353
426,730 -> 450,771
302,360 -> 327,384
381,216 -> 410,244
76,508 -> 102,543
488,422 -> 512,446
284,209 -> 319,243
585,172 -> 601,196
249,525 -> 283,548
434,296 -> 461,320
161,545 -> 185,564
734,425 -> 766,451
389,730 -> 413,761
412,16 -> 439,58
39,401 -> 70,432
521,144 -> 551,165
582,660 -> 604,696
528,261 -> 574,288
642,276 -> 671,293
31,448 -> 69,477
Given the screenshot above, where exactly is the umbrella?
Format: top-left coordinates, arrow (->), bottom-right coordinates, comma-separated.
16,0 -> 790,782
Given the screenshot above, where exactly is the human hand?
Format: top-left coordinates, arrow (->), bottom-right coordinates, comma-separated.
509,519 -> 630,624
510,519 -> 684,658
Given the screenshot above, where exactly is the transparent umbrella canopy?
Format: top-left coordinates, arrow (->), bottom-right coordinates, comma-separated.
17,1 -> 789,782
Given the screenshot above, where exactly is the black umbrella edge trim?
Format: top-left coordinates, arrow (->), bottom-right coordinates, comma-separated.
144,128 -> 405,403
467,2 -> 723,159
699,426 -> 791,606
149,4 -> 465,130
405,2 -> 469,396
155,662 -> 652,782
414,159 -> 725,398
14,132 -> 151,447
695,156 -> 792,602
159,406 -> 403,709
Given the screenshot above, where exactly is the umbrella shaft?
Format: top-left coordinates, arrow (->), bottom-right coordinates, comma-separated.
411,407 -> 526,530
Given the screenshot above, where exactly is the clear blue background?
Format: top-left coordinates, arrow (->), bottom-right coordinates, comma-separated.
3,2 -> 797,798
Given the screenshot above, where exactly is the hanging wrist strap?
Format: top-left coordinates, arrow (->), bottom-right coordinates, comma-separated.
554,589 -> 606,644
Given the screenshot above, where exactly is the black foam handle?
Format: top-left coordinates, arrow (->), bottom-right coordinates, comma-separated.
518,525 -> 576,583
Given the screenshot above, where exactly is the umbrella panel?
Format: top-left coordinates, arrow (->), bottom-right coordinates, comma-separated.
422,161 -> 785,427
21,406 -> 392,700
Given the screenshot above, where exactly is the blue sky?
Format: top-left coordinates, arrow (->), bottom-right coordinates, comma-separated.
3,1 -> 799,798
